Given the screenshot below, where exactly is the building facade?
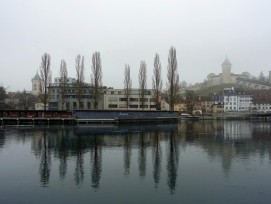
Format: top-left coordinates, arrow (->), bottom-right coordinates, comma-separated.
103,88 -> 157,110
222,88 -> 252,112
48,77 -> 106,110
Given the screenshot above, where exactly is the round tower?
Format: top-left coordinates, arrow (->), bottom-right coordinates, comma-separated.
221,57 -> 232,84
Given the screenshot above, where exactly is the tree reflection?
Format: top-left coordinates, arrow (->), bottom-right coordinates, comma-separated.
167,132 -> 179,194
59,129 -> 67,180
90,136 -> 102,189
39,130 -> 51,187
123,134 -> 132,175
74,135 -> 84,185
0,130 -> 5,149
138,132 -> 146,177
152,132 -> 161,188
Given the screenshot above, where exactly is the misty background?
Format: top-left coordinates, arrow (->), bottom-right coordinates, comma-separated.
0,0 -> 270,91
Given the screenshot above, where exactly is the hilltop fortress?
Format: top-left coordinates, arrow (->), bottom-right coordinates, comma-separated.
187,57 -> 271,91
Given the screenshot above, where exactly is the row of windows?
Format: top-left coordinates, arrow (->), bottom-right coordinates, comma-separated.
108,97 -> 155,102
51,89 -> 93,94
109,90 -> 152,95
225,102 -> 237,105
224,97 -> 237,102
50,95 -> 93,99
239,100 -> 251,102
108,104 -> 156,109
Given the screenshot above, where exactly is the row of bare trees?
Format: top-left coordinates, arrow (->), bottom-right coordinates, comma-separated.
40,46 -> 180,111
39,52 -> 102,110
124,46 -> 180,111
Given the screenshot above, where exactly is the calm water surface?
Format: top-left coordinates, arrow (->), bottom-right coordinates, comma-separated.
0,121 -> 271,204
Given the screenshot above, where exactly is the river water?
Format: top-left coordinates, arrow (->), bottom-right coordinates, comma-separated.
0,121 -> 271,204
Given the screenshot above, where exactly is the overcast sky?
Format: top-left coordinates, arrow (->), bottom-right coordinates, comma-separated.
1,0 -> 271,91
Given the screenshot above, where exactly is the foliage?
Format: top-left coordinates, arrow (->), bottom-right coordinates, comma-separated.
166,46 -> 180,111
124,64 -> 132,110
185,90 -> 197,114
152,53 -> 162,110
138,61 -> 147,110
91,51 -> 103,109
39,53 -> 52,110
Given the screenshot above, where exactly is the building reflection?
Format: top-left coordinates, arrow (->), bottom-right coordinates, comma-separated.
2,121 -> 271,193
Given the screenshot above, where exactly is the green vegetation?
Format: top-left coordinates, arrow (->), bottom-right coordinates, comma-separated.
194,84 -> 246,96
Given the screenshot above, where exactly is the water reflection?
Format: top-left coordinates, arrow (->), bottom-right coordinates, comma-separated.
90,136 -> 102,189
152,132 -> 161,188
1,121 -> 271,193
39,130 -> 51,187
167,132 -> 179,193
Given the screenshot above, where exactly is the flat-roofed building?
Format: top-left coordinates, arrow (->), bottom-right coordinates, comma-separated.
104,88 -> 157,110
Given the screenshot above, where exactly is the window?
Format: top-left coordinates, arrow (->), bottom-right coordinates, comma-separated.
130,98 -> 138,102
119,98 -> 127,101
140,98 -> 148,102
129,105 -> 138,108
140,105 -> 148,109
119,104 -> 127,108
108,97 -> 118,101
108,104 -> 118,108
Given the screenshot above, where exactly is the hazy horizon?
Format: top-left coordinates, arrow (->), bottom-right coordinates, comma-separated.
1,0 -> 271,91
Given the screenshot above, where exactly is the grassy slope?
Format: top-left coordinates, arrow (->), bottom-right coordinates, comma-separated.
194,84 -> 245,96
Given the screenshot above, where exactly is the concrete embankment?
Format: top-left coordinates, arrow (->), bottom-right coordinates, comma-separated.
201,113 -> 271,121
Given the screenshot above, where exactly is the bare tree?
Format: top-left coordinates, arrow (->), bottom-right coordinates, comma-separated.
91,51 -> 102,109
138,61 -> 147,110
75,55 -> 85,109
152,53 -> 163,110
40,53 -> 52,110
167,46 -> 180,111
59,59 -> 68,110
124,64 -> 132,110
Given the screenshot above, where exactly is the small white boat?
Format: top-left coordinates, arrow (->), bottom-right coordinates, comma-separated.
180,113 -> 201,120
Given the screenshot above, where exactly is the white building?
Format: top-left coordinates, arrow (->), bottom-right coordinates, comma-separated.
35,103 -> 48,110
223,88 -> 252,112
104,88 -> 157,110
249,103 -> 271,113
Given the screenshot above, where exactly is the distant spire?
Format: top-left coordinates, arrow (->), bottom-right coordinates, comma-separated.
222,56 -> 231,65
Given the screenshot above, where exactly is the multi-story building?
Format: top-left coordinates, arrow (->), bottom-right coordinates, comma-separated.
200,96 -> 214,113
103,88 -> 157,110
222,88 -> 252,112
48,77 -> 106,110
248,90 -> 271,113
212,103 -> 224,113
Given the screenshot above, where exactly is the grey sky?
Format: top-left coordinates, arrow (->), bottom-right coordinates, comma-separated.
1,0 -> 271,91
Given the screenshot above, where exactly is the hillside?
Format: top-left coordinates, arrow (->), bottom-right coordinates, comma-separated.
193,84 -> 246,96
